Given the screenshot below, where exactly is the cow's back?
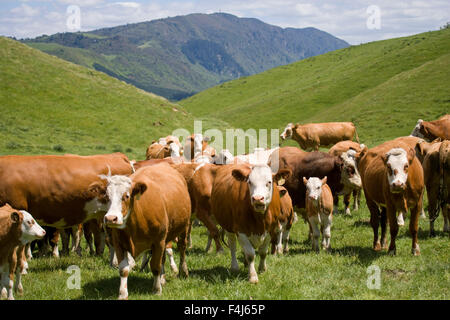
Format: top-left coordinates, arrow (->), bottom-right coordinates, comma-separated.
302,122 -> 356,146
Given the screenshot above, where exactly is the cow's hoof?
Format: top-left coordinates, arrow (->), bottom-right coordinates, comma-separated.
118,295 -> 129,300
249,275 -> 259,284
153,287 -> 162,295
388,249 -> 396,256
216,248 -> 225,255
412,246 -> 420,256
373,243 -> 381,251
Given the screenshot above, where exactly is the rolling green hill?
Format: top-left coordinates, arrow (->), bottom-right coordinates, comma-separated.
23,12 -> 348,101
181,28 -> 450,147
0,36 -> 203,160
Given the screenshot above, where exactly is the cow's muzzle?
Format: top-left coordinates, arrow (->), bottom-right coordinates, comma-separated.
390,182 -> 406,193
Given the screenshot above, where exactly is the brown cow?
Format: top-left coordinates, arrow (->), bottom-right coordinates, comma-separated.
211,164 -> 291,283
172,162 -> 222,253
183,134 -> 216,161
303,177 -> 334,252
0,204 -> 46,300
410,114 -> 450,141
0,153 -> 133,229
357,141 -> 424,255
271,186 -> 296,255
280,122 -> 359,151
99,163 -> 191,298
422,140 -> 450,236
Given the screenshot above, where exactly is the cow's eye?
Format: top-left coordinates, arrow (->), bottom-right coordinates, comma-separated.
404,165 -> 409,171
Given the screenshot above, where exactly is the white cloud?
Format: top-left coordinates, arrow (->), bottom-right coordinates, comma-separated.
11,4 -> 40,17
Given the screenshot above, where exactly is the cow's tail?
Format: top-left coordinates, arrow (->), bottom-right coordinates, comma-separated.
354,125 -> 360,143
219,227 -> 228,249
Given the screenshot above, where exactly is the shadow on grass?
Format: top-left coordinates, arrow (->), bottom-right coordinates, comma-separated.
189,265 -> 247,283
79,274 -> 154,300
353,220 -> 371,228
331,245 -> 384,266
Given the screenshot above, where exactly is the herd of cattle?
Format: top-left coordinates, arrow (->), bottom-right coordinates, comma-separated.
0,114 -> 449,300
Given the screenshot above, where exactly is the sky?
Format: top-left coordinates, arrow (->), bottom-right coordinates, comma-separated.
0,0 -> 449,44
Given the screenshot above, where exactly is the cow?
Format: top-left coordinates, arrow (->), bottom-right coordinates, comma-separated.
145,141 -> 181,160
410,114 -> 450,141
280,122 -> 359,151
172,163 -> 222,253
0,153 -> 134,230
183,134 -> 216,161
357,141 -> 424,255
328,145 -> 364,215
235,147 -> 280,165
98,163 -> 191,298
212,149 -> 235,165
211,163 -> 291,284
303,177 -> 334,252
422,140 -> 450,236
83,219 -> 106,256
271,186 -> 296,255
268,147 -> 362,224
0,204 -> 46,300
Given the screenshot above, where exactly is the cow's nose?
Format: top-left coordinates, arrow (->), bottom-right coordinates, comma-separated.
42,230 -> 46,236
104,215 -> 118,224
252,195 -> 264,203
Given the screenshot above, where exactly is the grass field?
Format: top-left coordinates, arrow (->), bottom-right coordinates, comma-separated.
18,198 -> 449,300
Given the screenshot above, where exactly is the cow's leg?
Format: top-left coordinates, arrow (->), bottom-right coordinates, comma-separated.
282,225 -> 291,254
367,198 -> 381,251
25,244 -> 32,260
60,228 -> 70,256
71,225 -> 82,257
1,265 -> 8,300
116,246 -> 129,300
93,221 -> 106,256
14,246 -> 25,296
258,235 -> 271,273
83,222 -> 95,256
321,213 -> 332,251
150,241 -> 165,295
7,249 -> 17,300
352,189 -> 360,211
386,205 -> 399,256
237,233 -> 258,284
427,183 -> 439,237
344,192 -> 351,215
410,203 -> 421,256
187,220 -> 193,249
308,215 -> 320,253
198,208 -> 223,253
166,242 -> 179,275
380,207 -> 388,250
443,204 -> 450,233
227,232 -> 239,273
333,195 -> 339,215
177,229 -> 189,279
140,252 -> 150,272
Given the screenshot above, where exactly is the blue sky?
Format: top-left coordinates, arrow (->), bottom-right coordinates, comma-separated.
0,0 -> 449,44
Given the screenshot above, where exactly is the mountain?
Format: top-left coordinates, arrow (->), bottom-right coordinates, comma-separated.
180,28 -> 450,147
22,12 -> 349,101
0,36 -> 200,160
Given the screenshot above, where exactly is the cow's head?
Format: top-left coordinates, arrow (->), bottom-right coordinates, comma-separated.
12,210 -> 46,244
382,147 -> 415,193
339,149 -> 362,190
410,119 -> 424,139
303,176 -> 327,202
280,123 -> 294,141
101,175 -> 134,228
232,165 -> 291,213
213,149 -> 235,164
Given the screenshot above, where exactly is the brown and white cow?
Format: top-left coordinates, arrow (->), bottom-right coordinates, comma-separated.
303,177 -> 334,252
357,141 -> 424,255
0,153 -> 134,230
211,164 -> 291,284
422,140 -> 450,236
280,122 -> 359,151
99,163 -> 191,298
146,141 -> 181,160
410,114 -> 450,141
183,134 -> 216,162
1,204 -> 46,300
271,186 -> 296,255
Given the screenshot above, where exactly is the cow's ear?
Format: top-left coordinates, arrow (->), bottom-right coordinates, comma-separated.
407,148 -> 416,165
131,182 -> 147,199
420,123 -> 430,137
321,176 -> 328,185
10,211 -> 21,223
86,181 -> 107,199
303,177 -> 308,185
274,168 -> 291,185
355,145 -> 368,162
151,140 -> 157,145
415,141 -> 425,156
232,166 -> 251,182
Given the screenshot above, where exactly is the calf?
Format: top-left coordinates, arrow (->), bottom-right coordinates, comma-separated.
303,177 -> 334,252
1,204 -> 46,300
423,140 -> 450,236
211,164 -> 291,284
271,186 -> 296,255
357,142 -> 424,255
98,163 -> 191,298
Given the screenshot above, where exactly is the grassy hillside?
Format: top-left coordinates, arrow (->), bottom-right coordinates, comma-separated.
23,13 -> 348,100
181,29 -> 450,147
0,36 -> 198,160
